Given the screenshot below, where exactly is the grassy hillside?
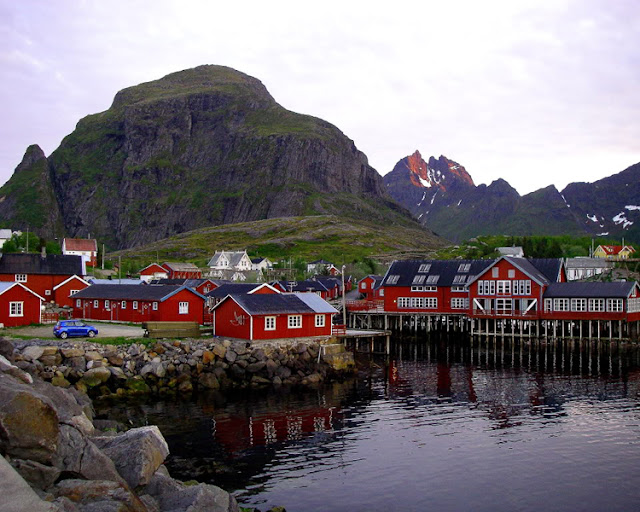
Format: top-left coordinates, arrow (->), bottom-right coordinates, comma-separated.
109,215 -> 447,270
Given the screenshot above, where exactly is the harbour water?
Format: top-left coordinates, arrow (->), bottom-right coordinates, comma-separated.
96,337 -> 640,511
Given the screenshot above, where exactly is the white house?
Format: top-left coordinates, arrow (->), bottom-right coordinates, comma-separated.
0,229 -> 13,248
208,250 -> 253,273
251,257 -> 273,272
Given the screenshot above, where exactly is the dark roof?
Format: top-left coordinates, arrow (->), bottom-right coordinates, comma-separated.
290,279 -> 329,293
311,276 -> 341,287
382,259 -> 493,287
73,284 -> 204,301
148,278 -> 214,287
223,293 -> 331,315
0,253 -> 84,276
544,281 -> 637,299
206,283 -> 260,298
528,258 -> 564,282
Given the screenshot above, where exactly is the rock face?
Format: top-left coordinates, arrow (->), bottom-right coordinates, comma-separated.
0,65 -> 411,249
384,150 -> 640,242
0,347 -> 239,512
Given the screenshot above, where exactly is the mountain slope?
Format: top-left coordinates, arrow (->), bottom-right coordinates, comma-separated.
384,151 -> 640,242
2,65 -> 429,249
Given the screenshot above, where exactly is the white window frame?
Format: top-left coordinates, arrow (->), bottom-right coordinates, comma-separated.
152,302 -> 158,311
179,301 -> 189,314
553,298 -> 570,312
589,298 -> 605,312
607,299 -> 624,312
70,289 -> 79,296
76,299 -> 81,308
571,298 -> 587,312
495,298 -> 513,313
105,300 -> 110,310
496,280 -> 511,295
133,300 -> 138,310
15,274 -> 27,283
45,290 -> 52,296
288,315 -> 302,328
121,300 -> 127,309
9,301 -> 23,317
315,314 -> 325,328
451,298 -> 468,309
93,300 -> 99,308
265,316 -> 276,331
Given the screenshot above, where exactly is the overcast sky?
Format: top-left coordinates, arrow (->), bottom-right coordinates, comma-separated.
1,0 -> 639,194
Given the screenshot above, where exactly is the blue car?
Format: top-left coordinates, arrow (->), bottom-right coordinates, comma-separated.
53,320 -> 98,339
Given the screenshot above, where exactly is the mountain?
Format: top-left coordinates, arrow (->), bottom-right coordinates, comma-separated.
0,65 -> 435,250
384,151 -> 640,243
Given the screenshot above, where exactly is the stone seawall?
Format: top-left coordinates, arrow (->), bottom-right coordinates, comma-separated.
9,337 -> 356,397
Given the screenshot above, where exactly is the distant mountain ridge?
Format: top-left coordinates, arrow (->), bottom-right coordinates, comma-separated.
0,66 -> 440,250
384,150 -> 640,243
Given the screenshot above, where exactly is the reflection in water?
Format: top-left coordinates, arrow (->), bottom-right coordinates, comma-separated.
95,337 -> 640,512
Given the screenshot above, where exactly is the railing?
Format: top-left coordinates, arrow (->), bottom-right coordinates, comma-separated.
346,299 -> 384,312
41,312 -> 60,324
332,324 -> 347,336
472,308 -> 539,319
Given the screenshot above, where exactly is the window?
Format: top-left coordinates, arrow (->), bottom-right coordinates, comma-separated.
265,316 -> 276,330
553,298 -> 570,311
544,299 -> 552,312
492,267 -> 499,278
105,300 -> 110,310
495,298 -> 512,313
514,280 -> 531,295
629,298 -> 640,313
45,290 -> 52,296
508,269 -> 515,278
607,299 -> 624,312
571,298 -> 587,312
121,300 -> 127,309
412,275 -> 426,285
418,263 -> 431,273
451,286 -> 466,292
360,282 -> 367,289
589,298 -> 605,312
288,315 -> 302,328
152,302 -> 158,311
478,280 -> 495,295
70,289 -> 79,296
9,302 -> 23,317
93,300 -> 99,308
398,297 -> 437,309
76,299 -> 81,308
411,285 -> 424,292
315,314 -> 325,328
386,275 -> 400,284
451,298 -> 468,309
457,263 -> 471,273
179,302 -> 189,314
15,274 -> 27,282
496,280 -> 511,295
426,275 -> 440,284
379,289 -> 385,297
453,275 -> 467,284
133,301 -> 138,309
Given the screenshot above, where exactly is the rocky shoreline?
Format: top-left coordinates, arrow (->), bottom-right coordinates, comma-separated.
0,336 -> 355,511
9,337 -> 355,398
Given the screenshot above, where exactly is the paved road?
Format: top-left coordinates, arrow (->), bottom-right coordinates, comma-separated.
0,323 -> 145,339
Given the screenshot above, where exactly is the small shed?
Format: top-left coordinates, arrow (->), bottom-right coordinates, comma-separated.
0,282 -> 44,327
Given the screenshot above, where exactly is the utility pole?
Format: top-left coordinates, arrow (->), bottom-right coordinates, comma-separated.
341,265 -> 346,327
118,256 -> 121,284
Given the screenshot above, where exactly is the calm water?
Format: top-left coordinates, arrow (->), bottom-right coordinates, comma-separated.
95,337 -> 640,512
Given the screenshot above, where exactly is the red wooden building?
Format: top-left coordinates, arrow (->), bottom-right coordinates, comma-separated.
0,282 -> 44,327
148,278 -> 222,296
139,263 -> 169,283
0,253 -> 85,304
72,284 -> 206,324
212,293 -> 337,341
160,262 -> 202,280
52,275 -> 90,308
358,275 -> 384,301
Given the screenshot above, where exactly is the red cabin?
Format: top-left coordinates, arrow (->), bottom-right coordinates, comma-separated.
52,275 -> 90,308
139,263 -> 169,283
212,293 -> 337,341
72,284 -> 206,324
0,282 -> 44,327
358,275 -> 384,301
160,262 -> 202,280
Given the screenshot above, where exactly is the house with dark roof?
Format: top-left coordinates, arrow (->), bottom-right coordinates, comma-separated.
0,282 -> 44,327
160,262 -> 202,280
212,292 -> 338,340
206,282 -> 280,305
381,259 -> 493,314
148,278 -> 220,295
357,275 -> 384,301
72,284 -> 206,324
62,238 -> 98,267
310,276 -> 343,299
0,252 -> 85,305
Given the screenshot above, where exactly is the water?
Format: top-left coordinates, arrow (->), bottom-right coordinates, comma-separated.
95,337 -> 640,512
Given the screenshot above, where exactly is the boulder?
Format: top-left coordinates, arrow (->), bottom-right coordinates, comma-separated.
0,337 -> 15,361
198,372 -> 220,389
60,347 -> 85,358
53,479 -> 147,512
92,426 -> 169,489
0,455 -> 58,512
22,345 -> 45,362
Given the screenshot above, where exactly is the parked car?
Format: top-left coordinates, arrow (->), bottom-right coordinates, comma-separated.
53,320 -> 98,339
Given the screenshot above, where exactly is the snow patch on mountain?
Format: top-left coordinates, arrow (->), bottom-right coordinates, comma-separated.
613,211 -> 634,229
587,214 -> 599,222
625,205 -> 640,211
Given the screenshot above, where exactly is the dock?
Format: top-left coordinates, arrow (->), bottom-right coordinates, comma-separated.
332,325 -> 392,354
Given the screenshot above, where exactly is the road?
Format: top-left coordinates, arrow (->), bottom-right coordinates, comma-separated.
0,323 -> 145,339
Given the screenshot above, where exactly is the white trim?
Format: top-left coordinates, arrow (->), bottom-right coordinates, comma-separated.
9,301 -> 23,317
247,283 -> 281,294
0,282 -> 45,301
53,274 -> 90,291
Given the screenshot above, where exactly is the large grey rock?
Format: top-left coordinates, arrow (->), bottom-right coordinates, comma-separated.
0,455 -> 58,512
0,354 -> 33,384
21,345 -> 45,362
143,468 -> 239,512
53,479 -> 146,512
92,426 -> 169,488
0,337 -> 15,361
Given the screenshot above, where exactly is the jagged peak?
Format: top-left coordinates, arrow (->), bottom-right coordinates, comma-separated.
15,144 -> 47,174
398,151 -> 474,191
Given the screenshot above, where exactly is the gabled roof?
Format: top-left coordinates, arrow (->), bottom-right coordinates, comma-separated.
63,238 -> 97,252
72,284 -> 205,301
206,283 -> 263,298
309,259 -> 333,265
311,276 -> 341,287
383,259 -> 493,287
544,281 -> 637,299
596,245 -> 636,255
208,250 -> 249,267
527,258 -> 564,283
54,275 -> 90,291
88,278 -> 144,285
148,278 -> 216,288
162,262 -> 200,272
0,281 -> 45,301
214,292 -> 337,316
139,263 -> 168,274
287,279 -> 329,293
466,256 -> 552,287
0,253 -> 84,276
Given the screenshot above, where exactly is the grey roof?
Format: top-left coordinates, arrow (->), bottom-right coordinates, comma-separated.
505,257 -> 553,285
0,253 -> 84,276
294,293 -> 339,314
72,284 -> 205,301
565,257 -> 612,269
497,246 -> 524,257
383,259 -> 493,287
206,283 -> 261,298
311,276 -> 342,288
222,293 -> 336,315
88,278 -> 144,285
527,258 -> 564,283
162,262 -> 200,271
148,278 -> 215,288
0,229 -> 13,239
544,281 -> 637,299
208,251 -> 249,267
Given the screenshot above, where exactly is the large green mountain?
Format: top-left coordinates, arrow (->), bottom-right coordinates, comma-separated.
1,66 -> 436,250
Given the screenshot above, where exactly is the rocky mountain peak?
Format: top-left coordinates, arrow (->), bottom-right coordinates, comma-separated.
400,150 -> 474,192
14,144 -> 46,174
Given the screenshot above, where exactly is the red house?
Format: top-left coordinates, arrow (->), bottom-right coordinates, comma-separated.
0,282 -> 44,327
72,284 -> 206,324
148,278 -> 221,296
139,263 -> 169,283
0,253 -> 85,303
160,262 -> 202,280
52,275 -> 90,308
212,293 -> 338,340
358,275 -> 383,301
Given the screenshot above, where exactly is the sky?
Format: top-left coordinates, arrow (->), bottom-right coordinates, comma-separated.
1,0 -> 639,195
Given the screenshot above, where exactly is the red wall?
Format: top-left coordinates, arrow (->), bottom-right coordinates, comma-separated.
0,286 -> 41,327
0,274 -> 73,301
73,289 -> 205,324
54,278 -> 89,308
213,300 -> 251,339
